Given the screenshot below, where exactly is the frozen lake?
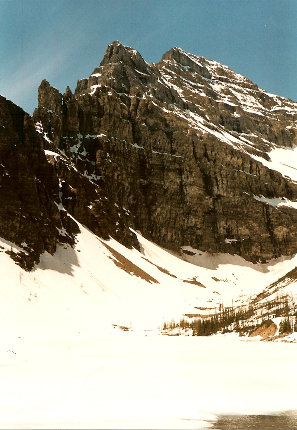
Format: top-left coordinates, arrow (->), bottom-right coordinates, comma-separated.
0,332 -> 297,428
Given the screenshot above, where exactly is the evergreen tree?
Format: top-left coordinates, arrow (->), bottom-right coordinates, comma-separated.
279,317 -> 292,334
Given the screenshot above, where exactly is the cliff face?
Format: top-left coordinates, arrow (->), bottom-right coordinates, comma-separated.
0,95 -> 80,269
32,41 -> 297,262
0,89 -> 137,270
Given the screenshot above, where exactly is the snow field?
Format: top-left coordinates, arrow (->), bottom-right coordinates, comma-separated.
1,220 -> 297,337
0,220 -> 297,427
251,144 -> 297,183
0,334 -> 297,428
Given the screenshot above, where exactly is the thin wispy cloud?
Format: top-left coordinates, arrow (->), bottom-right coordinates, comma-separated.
0,1 -> 94,112
1,48 -> 73,112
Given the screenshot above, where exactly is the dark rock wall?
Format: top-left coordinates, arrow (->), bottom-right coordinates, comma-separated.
0,92 -> 137,270
0,95 -> 78,269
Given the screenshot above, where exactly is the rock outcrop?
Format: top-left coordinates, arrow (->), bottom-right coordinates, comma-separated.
30,41 -> 297,262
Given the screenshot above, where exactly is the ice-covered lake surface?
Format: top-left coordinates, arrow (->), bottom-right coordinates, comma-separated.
1,332 -> 297,429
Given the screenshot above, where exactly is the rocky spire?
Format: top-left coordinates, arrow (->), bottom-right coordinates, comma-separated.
63,85 -> 74,102
161,47 -> 212,79
100,41 -> 149,74
37,79 -> 63,114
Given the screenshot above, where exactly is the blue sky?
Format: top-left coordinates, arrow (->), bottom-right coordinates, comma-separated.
1,0 -> 297,114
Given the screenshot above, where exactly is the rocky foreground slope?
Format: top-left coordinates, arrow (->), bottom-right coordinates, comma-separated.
33,41 -> 297,263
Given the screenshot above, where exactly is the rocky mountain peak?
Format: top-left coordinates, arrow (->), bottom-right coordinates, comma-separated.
37,79 -> 62,115
73,41 -> 154,98
161,46 -> 212,79
100,40 -> 149,73
32,42 -> 297,263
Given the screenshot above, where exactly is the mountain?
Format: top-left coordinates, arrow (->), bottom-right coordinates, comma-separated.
2,40 -> 297,430
33,41 -> 297,263
0,41 -> 297,340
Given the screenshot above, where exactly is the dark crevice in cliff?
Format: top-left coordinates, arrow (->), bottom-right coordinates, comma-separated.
263,205 -> 279,258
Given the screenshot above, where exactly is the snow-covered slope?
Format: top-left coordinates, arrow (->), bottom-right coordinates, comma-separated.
1,217 -> 296,339
259,144 -> 297,182
1,221 -> 297,429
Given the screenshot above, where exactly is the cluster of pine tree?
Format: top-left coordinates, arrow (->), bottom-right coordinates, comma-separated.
279,316 -> 297,334
163,305 -> 256,336
162,294 -> 297,337
269,295 -> 291,318
270,295 -> 297,334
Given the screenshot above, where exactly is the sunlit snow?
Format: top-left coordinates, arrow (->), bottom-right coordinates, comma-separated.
250,145 -> 297,183
0,216 -> 297,428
